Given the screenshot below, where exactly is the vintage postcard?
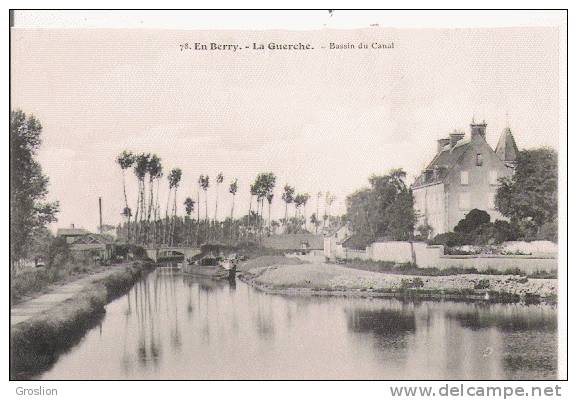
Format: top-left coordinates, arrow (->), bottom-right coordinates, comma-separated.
9,10 -> 567,383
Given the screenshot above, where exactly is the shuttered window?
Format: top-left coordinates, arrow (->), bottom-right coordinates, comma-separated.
459,192 -> 471,210
460,171 -> 469,185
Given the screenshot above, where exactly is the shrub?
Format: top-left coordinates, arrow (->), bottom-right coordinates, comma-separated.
470,223 -> 500,245
429,232 -> 468,247
474,279 -> 490,289
494,219 -> 519,242
400,277 -> 425,289
415,223 -> 433,241
47,237 -> 71,268
454,209 -> 491,234
130,245 -> 148,260
536,221 -> 558,243
199,256 -> 220,266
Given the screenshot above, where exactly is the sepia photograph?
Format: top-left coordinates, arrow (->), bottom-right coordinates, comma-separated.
8,9 -> 567,383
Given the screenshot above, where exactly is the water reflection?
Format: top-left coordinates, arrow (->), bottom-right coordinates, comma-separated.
38,270 -> 558,380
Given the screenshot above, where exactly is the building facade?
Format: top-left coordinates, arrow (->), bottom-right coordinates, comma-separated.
57,225 -> 114,260
412,121 -> 518,236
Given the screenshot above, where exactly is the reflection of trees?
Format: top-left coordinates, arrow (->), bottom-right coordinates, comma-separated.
446,305 -> 557,379
502,332 -> 558,380
347,309 -> 416,336
346,308 -> 415,356
447,307 -> 557,332
133,274 -> 163,367
253,298 -> 275,340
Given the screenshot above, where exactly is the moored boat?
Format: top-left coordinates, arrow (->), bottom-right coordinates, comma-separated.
181,263 -> 232,279
181,255 -> 236,280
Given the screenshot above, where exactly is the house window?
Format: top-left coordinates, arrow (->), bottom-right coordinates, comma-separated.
489,170 -> 499,185
458,192 -> 470,210
460,171 -> 469,185
488,193 -> 495,209
476,153 -> 483,166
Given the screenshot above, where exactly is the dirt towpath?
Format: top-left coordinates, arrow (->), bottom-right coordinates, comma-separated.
11,268 -> 124,327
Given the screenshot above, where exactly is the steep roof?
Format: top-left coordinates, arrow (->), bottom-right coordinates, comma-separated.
412,139 -> 471,187
495,127 -> 519,163
71,233 -> 114,245
56,228 -> 90,237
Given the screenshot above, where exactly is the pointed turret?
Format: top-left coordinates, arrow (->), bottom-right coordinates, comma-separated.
495,127 -> 519,165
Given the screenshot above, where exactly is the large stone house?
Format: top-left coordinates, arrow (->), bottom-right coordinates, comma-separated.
411,120 -> 519,236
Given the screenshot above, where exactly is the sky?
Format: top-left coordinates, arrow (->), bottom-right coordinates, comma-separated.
11,27 -> 560,232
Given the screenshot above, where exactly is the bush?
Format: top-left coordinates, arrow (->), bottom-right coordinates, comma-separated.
454,209 -> 490,234
47,237 -> 71,268
474,279 -> 490,290
199,256 -> 220,266
536,221 -> 558,242
130,245 -> 148,260
493,220 -> 519,242
400,277 -> 425,289
429,232 -> 468,247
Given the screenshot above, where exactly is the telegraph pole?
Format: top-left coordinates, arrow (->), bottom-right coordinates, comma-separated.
99,197 -> 103,233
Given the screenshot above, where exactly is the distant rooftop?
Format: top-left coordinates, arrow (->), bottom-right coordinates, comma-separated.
56,228 -> 90,237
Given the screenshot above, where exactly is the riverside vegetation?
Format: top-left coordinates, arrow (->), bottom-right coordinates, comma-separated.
237,256 -> 557,305
10,261 -> 155,379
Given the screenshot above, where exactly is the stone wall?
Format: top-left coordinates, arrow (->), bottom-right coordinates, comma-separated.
325,240 -> 558,273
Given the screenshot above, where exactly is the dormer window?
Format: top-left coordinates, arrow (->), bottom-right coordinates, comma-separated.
476,153 -> 483,166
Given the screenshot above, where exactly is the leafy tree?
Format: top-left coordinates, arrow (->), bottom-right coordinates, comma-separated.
252,172 -> 276,236
214,172 -> 224,222
266,192 -> 274,230
199,175 -> 210,221
116,150 -> 135,241
281,185 -> 295,223
345,169 -> 416,245
324,191 -> 336,230
168,168 -> 182,245
310,213 -> 321,234
228,179 -> 239,241
10,110 -> 59,268
145,154 -> 162,242
133,153 -> 151,243
495,148 -> 557,237
229,179 -> 238,219
183,197 -> 195,245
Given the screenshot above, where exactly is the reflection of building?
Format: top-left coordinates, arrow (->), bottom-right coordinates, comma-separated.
57,225 -> 114,260
412,121 -> 519,236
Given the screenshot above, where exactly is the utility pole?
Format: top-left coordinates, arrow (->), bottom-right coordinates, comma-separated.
99,197 -> 103,233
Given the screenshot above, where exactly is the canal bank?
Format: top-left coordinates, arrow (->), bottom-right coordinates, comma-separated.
10,261 -> 156,379
36,268 -> 558,380
237,257 -> 557,304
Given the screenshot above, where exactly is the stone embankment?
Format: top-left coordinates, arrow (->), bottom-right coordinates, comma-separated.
238,258 -> 557,303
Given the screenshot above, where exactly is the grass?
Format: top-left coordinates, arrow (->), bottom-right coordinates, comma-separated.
337,258 -> 557,279
10,261 -> 106,305
10,261 -> 155,379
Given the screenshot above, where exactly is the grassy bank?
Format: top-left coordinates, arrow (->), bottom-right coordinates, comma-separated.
10,261 -> 155,380
12,261 -> 112,305
338,258 -> 557,279
238,257 -> 557,305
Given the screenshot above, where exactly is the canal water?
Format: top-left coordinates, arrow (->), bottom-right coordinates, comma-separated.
38,269 -> 557,380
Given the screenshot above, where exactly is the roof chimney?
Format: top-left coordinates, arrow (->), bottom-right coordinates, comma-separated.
437,138 -> 450,153
470,120 -> 487,139
449,131 -> 465,147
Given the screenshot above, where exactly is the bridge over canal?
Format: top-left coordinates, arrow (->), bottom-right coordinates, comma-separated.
145,247 -> 202,262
